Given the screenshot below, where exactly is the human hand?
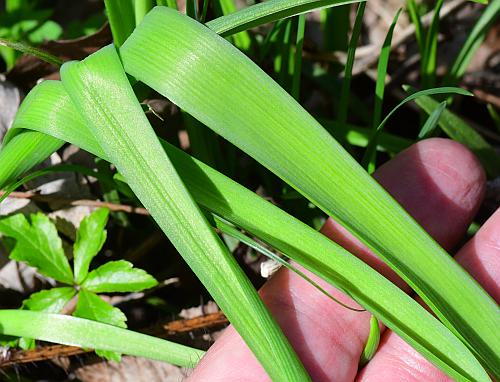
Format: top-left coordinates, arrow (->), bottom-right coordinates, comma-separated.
189,138 -> 498,382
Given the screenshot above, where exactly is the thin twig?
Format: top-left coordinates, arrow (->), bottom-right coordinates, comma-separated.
160,312 -> 228,335
0,345 -> 91,367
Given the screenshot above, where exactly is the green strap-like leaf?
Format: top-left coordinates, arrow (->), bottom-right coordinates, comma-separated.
59,45 -> 309,381
206,0 -> 363,36
0,310 -> 203,367
444,0 -> 499,86
364,8 -> 401,172
362,87 -> 471,167
418,101 -> 446,139
0,37 -> 62,66
0,131 -> 63,188
359,316 -> 380,366
74,289 -> 127,361
104,0 -> 136,47
414,93 -> 500,177
120,8 -> 499,378
4,81 -> 492,382
373,9 -> 402,130
0,5 -> 498,380
214,0 -> 252,50
0,213 -> 73,284
73,208 -> 109,284
82,260 -> 157,293
337,2 -> 366,123
420,0 -> 444,89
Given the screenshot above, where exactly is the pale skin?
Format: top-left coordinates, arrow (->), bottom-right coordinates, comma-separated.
189,138 -> 499,382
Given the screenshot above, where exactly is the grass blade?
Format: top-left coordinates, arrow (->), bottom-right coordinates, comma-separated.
0,310 -> 203,367
321,4 -> 350,52
121,8 -> 500,377
276,19 -> 293,89
413,93 -> 500,177
104,0 -> 135,47
444,0 -> 500,86
0,132 -> 63,187
418,100 -> 446,138
359,316 -> 380,366
156,0 -> 178,9
186,0 -> 197,19
135,0 -> 155,25
364,8 -> 402,173
59,45 -> 309,381
487,104 -> 500,133
0,38 -> 62,67
214,0 -> 252,50
337,2 -> 366,123
206,0 -> 363,37
362,87 -> 472,170
421,0 -> 444,89
373,9 -> 401,130
291,15 -> 306,100
0,163 -> 107,205
4,80 -> 492,382
213,216 -> 364,312
200,0 -> 209,22
406,0 -> 423,56
183,112 -> 222,169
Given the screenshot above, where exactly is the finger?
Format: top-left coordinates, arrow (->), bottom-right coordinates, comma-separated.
356,209 -> 500,382
188,138 -> 486,382
455,208 -> 500,302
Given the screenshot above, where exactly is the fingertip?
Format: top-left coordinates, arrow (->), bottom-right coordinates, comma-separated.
374,138 -> 486,249
456,208 -> 500,302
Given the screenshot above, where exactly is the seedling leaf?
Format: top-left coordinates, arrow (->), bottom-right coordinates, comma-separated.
413,92 -> 500,177
73,208 -> 110,284
0,213 -> 73,284
362,87 -> 472,168
82,260 -> 158,293
23,287 -> 76,313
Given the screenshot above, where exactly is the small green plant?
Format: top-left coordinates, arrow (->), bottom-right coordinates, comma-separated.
0,208 -> 157,361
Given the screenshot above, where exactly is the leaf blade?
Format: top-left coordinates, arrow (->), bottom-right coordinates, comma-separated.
8,81 -> 493,382
206,0 -> 364,36
0,213 -> 73,284
73,208 -> 110,284
60,45 -> 309,381
418,100 -> 446,139
413,93 -> 500,177
0,310 -> 203,367
82,260 -> 157,293
23,287 -> 76,313
121,8 -> 499,378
